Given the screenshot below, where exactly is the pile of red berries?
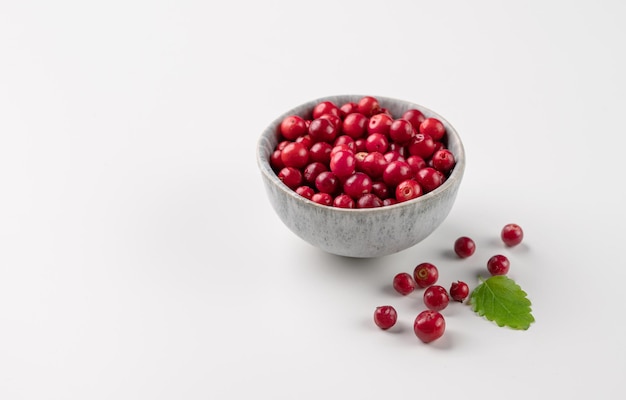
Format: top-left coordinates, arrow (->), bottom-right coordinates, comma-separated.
374,223 -> 524,343
270,96 -> 456,208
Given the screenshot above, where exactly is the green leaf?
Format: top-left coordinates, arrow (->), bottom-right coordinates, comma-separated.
469,276 -> 535,330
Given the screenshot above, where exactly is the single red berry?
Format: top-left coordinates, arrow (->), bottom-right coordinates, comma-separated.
356,193 -> 383,208
329,150 -> 357,178
367,113 -> 393,136
449,281 -> 469,302
401,108 -> 426,130
357,96 -> 381,117
431,149 -> 456,174
311,192 -> 333,206
302,161 -> 328,186
423,285 -> 450,311
308,141 -> 332,164
314,171 -> 340,194
277,167 -> 303,190
407,133 -> 436,159
393,272 -> 417,295
501,223 -> 524,246
374,305 -> 397,330
383,198 -> 397,206
270,149 -> 285,171
333,193 -> 355,209
342,114 -> 368,139
487,254 -> 510,276
383,160 -> 413,188
295,134 -> 313,149
333,135 -> 356,152
371,181 -> 391,200
413,262 -> 439,288
340,101 -> 358,116
280,142 -> 309,169
395,179 -> 423,203
389,119 -> 414,144
280,115 -> 308,141
406,155 -> 426,175
454,236 -> 476,258
419,117 -> 446,141
365,132 -> 389,153
295,185 -> 314,200
343,172 -> 373,199
414,310 -> 445,343
415,167 -> 445,193
383,150 -> 404,163
312,100 -> 341,120
308,117 -> 338,143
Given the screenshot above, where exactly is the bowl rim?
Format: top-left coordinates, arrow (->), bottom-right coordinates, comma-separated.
256,94 -> 466,214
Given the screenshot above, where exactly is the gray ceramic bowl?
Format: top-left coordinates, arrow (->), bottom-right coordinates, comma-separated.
257,95 -> 465,258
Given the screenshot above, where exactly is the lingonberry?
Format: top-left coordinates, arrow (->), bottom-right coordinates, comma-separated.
374,305 -> 397,330
382,160 -> 412,188
280,115 -> 308,141
401,108 -> 426,130
311,192 -> 333,206
454,236 -> 476,258
277,167 -> 303,190
501,223 -> 524,246
280,142 -> 309,169
295,185 -> 314,200
407,133 -> 436,159
356,193 -> 383,208
343,172 -> 373,199
357,96 -> 382,117
312,100 -> 341,119
419,117 -> 446,141
423,285 -> 450,311
342,112 -> 369,139
393,272 -> 417,295
389,119 -> 414,145
431,149 -> 456,174
329,150 -> 357,178
308,117 -> 338,143
415,167 -> 445,193
302,162 -> 328,186
314,171 -> 340,194
487,254 -> 510,276
395,179 -> 423,203
367,113 -> 393,136
333,193 -> 355,208
359,151 -> 387,179
414,310 -> 445,343
308,141 -> 332,164
449,281 -> 469,302
413,262 -> 438,288
365,132 -> 389,154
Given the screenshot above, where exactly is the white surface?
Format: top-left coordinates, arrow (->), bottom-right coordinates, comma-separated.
1,1 -> 624,399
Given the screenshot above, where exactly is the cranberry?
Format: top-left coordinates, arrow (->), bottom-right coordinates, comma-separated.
501,223 -> 524,246
454,236 -> 476,258
415,167 -> 445,193
314,171 -> 340,194
354,138 -> 367,152
333,135 -> 356,152
280,115 -> 308,141
389,119 -> 414,144
330,143 -> 353,157
342,113 -> 369,139
270,149 -> 285,170
371,181 -> 391,200
431,149 -> 455,174
359,151 -> 387,179
382,198 -> 397,206
357,96 -> 381,117
280,142 -> 309,169
414,310 -> 445,343
382,160 -> 412,188
311,192 -> 333,206
367,113 -> 393,136
407,133 -> 436,159
406,155 -> 426,175
302,162 -> 328,185
413,262 -> 438,288
365,132 -> 389,153
401,108 -> 426,130
395,179 -> 423,203
308,141 -> 332,164
387,142 -> 406,157
356,193 -> 383,208
340,101 -> 358,115
383,150 -> 404,164
312,100 -> 341,119
333,193 -> 355,209
343,172 -> 373,199
278,167 -> 303,190
393,272 -> 417,295
419,117 -> 446,141
449,281 -> 469,302
330,150 -> 357,178
295,134 -> 313,149
487,254 -> 510,276
374,305 -> 397,330
319,113 -> 343,133
295,185 -> 314,200
309,117 -> 338,143
423,285 -> 450,311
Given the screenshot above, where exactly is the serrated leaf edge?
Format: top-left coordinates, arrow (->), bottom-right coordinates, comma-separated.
469,276 -> 535,330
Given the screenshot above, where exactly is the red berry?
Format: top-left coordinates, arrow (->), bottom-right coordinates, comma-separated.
454,236 -> 476,258
356,193 -> 383,208
374,305 -> 397,330
487,254 -> 510,276
371,181 -> 391,200
342,113 -> 369,139
312,100 -> 341,119
343,172 -> 373,199
280,142 -> 309,169
413,262 -> 438,288
393,272 -> 417,295
415,167 -> 445,193
309,117 -> 338,143
277,167 -> 303,190
389,119 -> 414,144
407,133 -> 436,159
423,285 -> 450,311
340,101 -> 358,115
329,150 -> 356,178
419,117 -> 446,141
431,148 -> 456,174
314,171 -> 340,194
401,109 -> 426,130
311,192 -> 333,206
333,193 -> 355,209
406,155 -> 426,175
295,185 -> 314,200
308,141 -> 332,164
365,132 -> 389,153
414,310 -> 445,343
501,223 -> 524,246
357,96 -> 381,117
280,115 -> 308,141
367,113 -> 393,136
449,281 -> 469,302
395,179 -> 423,203
382,160 -> 412,188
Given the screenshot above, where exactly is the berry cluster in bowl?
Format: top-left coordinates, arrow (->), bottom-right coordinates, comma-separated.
269,95 -> 457,208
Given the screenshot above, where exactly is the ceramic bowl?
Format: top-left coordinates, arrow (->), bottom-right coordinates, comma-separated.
256,95 -> 466,258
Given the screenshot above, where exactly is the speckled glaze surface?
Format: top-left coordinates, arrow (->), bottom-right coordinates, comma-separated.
257,95 -> 466,258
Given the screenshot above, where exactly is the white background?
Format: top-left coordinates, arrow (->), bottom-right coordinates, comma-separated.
1,1 -> 625,399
